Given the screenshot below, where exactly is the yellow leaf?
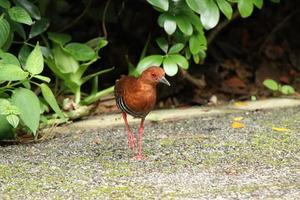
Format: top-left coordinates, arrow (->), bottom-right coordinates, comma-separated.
233,117 -> 243,121
272,127 -> 290,132
231,121 -> 245,129
234,102 -> 248,107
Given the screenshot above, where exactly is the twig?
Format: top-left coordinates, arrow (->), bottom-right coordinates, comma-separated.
58,0 -> 92,32
180,69 -> 206,89
207,10 -> 240,46
258,10 -> 300,54
102,0 -> 112,39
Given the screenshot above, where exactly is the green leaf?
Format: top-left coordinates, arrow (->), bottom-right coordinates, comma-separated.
0,18 -> 10,49
53,45 -> 79,73
64,43 -> 96,61
18,44 -> 31,67
253,0 -> 263,9
11,88 -> 40,135
86,37 -> 108,52
168,43 -> 184,54
200,0 -> 220,30
8,6 -> 33,25
6,114 -> 19,128
186,0 -> 203,13
11,21 -> 26,39
40,83 -> 65,120
137,55 -> 164,73
169,54 -> 188,69
0,99 -> 20,115
238,0 -> 254,18
0,50 -> 20,66
0,0 -> 11,9
48,32 -> 71,45
147,0 -> 169,11
163,15 -> 177,35
216,0 -> 233,20
29,18 -> 49,38
33,75 -> 51,83
163,56 -> 178,76
280,85 -> 295,95
263,79 -> 278,91
156,37 -> 168,53
0,63 -> 29,81
175,15 -> 193,36
0,115 -> 15,140
25,42 -> 44,75
189,34 -> 201,54
193,54 -> 200,64
13,0 -> 41,20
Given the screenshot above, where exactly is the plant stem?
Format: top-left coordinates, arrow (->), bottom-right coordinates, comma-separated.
75,87 -> 81,104
81,85 -> 114,105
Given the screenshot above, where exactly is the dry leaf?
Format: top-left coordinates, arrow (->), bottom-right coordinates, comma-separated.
231,122 -> 245,129
233,117 -> 243,121
234,102 -> 248,107
272,127 -> 290,132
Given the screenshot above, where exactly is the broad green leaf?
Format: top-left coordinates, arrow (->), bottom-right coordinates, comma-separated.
280,85 -> 295,95
8,6 -> 33,25
53,45 -> 79,73
176,15 -> 193,36
168,43 -> 184,54
25,42 -> 44,75
163,56 -> 178,76
40,83 -> 65,119
0,0 -> 10,9
0,50 -> 20,66
0,64 -> 29,81
11,88 -> 40,135
0,18 -> 10,49
137,55 -> 164,73
29,18 -> 49,38
186,0 -> 203,13
33,75 -> 51,83
200,0 -> 220,30
2,29 -> 13,51
0,115 -> 15,140
86,37 -> 108,52
40,46 -> 52,59
169,54 -> 188,69
253,0 -> 263,9
18,44 -> 31,67
48,32 -> 71,45
263,79 -> 278,91
193,54 -> 200,64
164,15 -> 177,35
11,21 -> 26,39
147,0 -> 169,11
156,37 -> 168,53
189,34 -> 201,54
238,0 -> 254,18
216,0 -> 233,20
6,114 -> 19,128
13,0 -> 41,20
64,43 -> 96,61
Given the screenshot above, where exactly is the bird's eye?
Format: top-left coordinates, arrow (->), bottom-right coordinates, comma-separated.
151,73 -> 156,78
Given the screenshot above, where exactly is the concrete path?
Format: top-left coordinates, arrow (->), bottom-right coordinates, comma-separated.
0,98 -> 300,199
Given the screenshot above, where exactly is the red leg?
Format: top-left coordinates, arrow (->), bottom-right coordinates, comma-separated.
122,112 -> 136,150
136,118 -> 145,160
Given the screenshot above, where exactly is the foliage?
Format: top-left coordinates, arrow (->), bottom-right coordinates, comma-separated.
263,79 -> 295,95
138,0 -> 280,76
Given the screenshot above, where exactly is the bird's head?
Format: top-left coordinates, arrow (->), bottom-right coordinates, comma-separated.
140,66 -> 170,86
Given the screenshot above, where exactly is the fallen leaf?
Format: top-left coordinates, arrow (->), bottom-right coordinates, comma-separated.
272,127 -> 290,132
234,102 -> 248,107
231,121 -> 245,129
233,117 -> 244,121
224,77 -> 247,88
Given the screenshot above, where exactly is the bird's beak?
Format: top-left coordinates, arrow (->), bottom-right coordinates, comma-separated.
159,76 -> 170,86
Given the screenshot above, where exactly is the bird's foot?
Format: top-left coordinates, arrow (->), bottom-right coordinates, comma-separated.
135,154 -> 146,161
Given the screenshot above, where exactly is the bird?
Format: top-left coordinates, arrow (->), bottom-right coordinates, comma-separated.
114,66 -> 170,160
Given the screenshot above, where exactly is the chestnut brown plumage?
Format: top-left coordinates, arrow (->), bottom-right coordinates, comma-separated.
115,66 -> 170,160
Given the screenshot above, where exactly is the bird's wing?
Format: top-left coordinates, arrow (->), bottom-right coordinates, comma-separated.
114,75 -> 137,99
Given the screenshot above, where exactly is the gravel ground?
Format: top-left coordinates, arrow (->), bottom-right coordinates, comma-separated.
0,107 -> 300,199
